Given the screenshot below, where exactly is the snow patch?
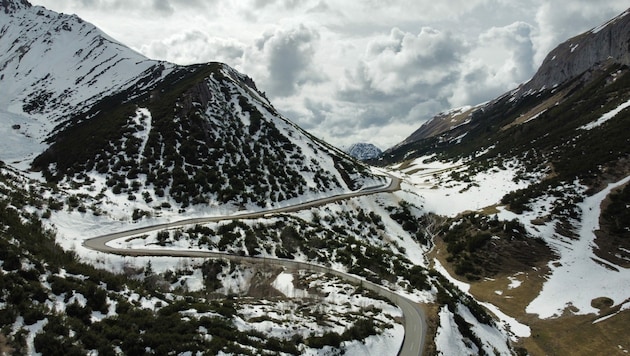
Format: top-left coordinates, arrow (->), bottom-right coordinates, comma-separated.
579,98 -> 630,130
525,175 -> 630,318
272,272 -> 309,298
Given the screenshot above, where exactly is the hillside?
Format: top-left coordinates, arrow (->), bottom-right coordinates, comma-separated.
31,62 -> 381,211
382,7 -> 630,356
0,1 -> 518,355
5,1 -> 630,355
0,0 -> 383,217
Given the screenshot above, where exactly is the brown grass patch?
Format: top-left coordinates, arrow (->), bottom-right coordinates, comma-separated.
421,303 -> 441,356
430,236 -> 630,356
520,310 -> 630,356
591,297 -> 614,311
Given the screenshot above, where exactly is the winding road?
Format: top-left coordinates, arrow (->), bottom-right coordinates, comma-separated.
83,176 -> 427,355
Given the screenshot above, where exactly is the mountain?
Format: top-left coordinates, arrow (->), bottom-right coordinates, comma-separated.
0,0 -> 383,213
390,9 -> 630,149
517,8 -> 630,97
382,8 -> 630,356
345,142 -> 383,161
5,1 -> 629,355
1,2 -> 434,355
0,0 -> 172,165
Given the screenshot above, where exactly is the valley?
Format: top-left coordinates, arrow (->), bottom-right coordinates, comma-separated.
1,1 -> 630,355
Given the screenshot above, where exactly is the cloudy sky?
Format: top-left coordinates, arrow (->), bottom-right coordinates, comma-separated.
31,0 -> 630,149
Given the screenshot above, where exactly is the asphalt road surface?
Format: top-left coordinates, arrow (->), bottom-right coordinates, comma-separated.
83,176 -> 427,355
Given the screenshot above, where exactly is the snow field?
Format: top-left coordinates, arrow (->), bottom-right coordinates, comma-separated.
393,155 -> 539,217
507,175 -> 630,318
233,270 -> 405,354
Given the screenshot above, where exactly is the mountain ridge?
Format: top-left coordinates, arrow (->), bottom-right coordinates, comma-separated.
0,0 -> 174,166
0,2 -> 382,213
390,8 -> 630,148
517,9 -> 630,97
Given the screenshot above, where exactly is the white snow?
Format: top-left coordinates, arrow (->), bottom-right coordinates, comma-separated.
0,5 -> 174,168
342,324 -> 404,356
525,175 -> 630,318
394,156 -> 537,217
578,98 -> 630,130
478,302 -> 530,339
435,306 -> 476,355
272,272 -> 309,298
433,258 -> 469,293
17,317 -> 48,355
507,275 -> 523,289
457,303 -> 513,354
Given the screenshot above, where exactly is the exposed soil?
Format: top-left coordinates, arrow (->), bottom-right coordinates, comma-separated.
245,263 -> 285,298
593,182 -> 630,268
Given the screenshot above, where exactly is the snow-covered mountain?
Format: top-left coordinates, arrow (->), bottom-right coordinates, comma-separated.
345,142 -> 383,161
5,1 -> 630,355
0,0 -> 382,212
0,1 -> 173,165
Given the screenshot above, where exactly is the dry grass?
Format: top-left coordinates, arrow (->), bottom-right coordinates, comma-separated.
421,303 -> 441,356
500,83 -> 578,132
430,238 -> 630,355
521,311 -> 630,356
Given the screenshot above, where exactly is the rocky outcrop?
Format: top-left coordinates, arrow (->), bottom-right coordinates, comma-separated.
518,9 -> 630,96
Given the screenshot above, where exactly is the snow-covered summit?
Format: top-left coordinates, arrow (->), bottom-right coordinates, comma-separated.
0,1 -> 171,119
0,2 -> 174,163
345,143 -> 383,161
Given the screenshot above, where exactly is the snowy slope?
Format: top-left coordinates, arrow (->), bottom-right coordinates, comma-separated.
0,1 -> 174,164
0,1 -> 383,214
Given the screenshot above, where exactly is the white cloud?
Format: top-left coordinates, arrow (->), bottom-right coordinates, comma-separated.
140,31 -> 245,66
449,21 -> 536,106
337,27 -> 465,109
29,0 -> 630,148
533,0 -> 629,64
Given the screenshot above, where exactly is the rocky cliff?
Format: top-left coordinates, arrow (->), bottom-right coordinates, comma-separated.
518,9 -> 630,96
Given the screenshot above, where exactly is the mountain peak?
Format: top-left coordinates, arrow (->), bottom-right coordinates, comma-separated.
517,7 -> 630,97
1,0 -> 30,14
345,143 -> 382,161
